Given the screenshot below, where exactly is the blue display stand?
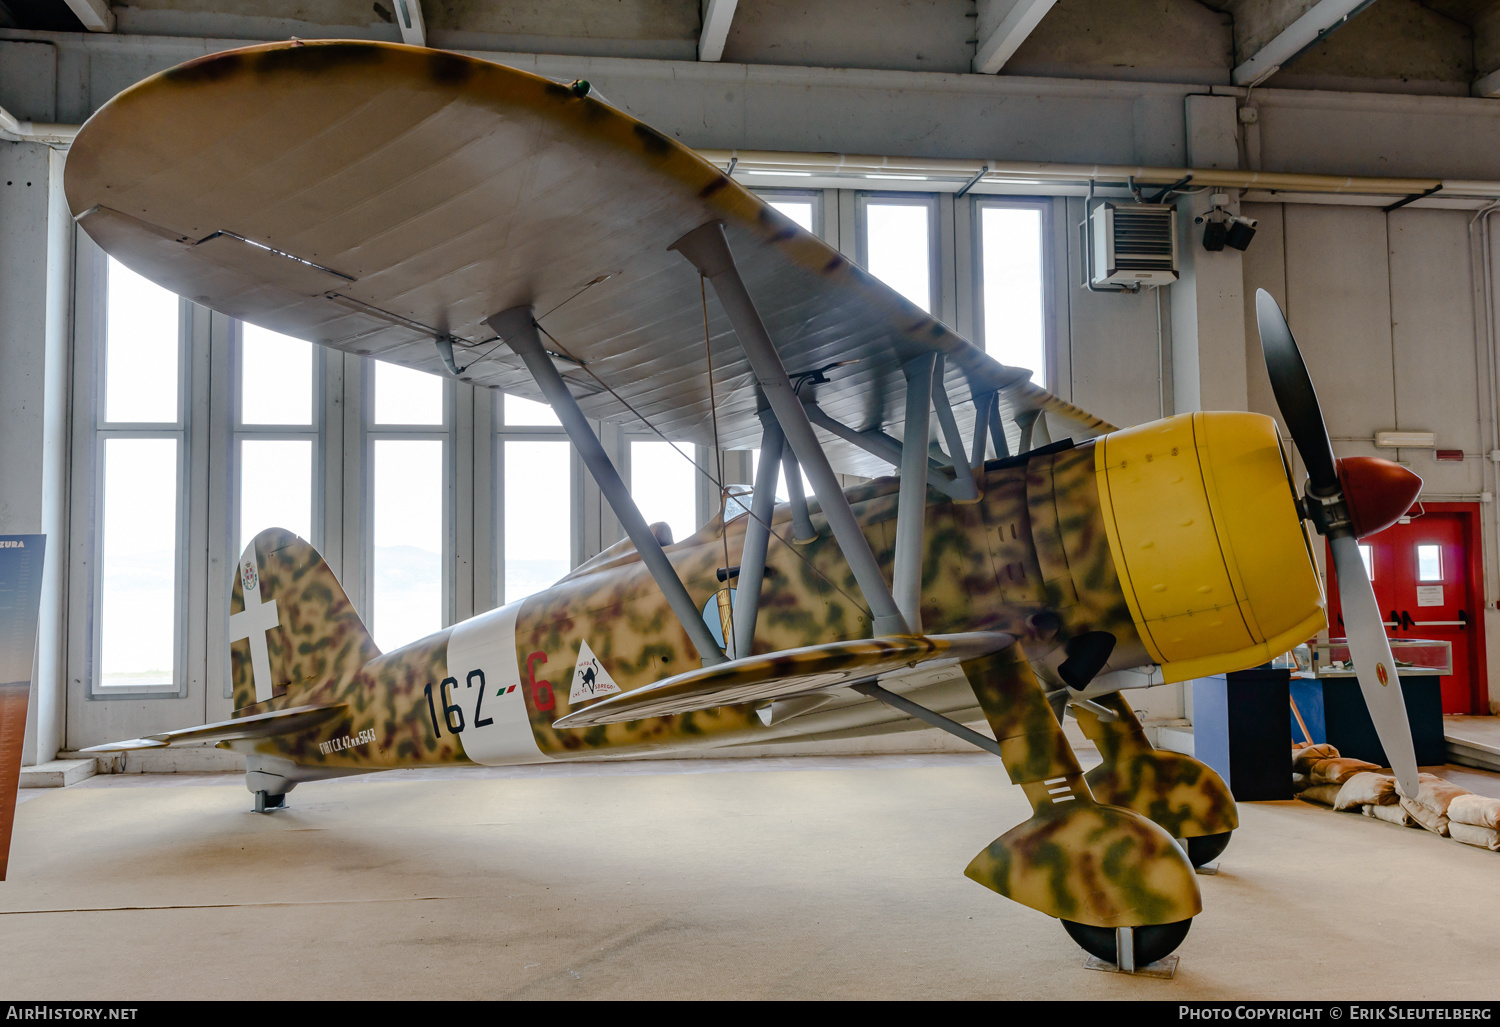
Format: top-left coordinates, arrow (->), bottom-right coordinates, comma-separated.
1288,676 -> 1445,766
1289,678 -> 1327,746
1193,669 -> 1293,801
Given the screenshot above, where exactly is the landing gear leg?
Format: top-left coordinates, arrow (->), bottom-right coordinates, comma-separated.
1072,693 -> 1238,868
960,647 -> 1200,965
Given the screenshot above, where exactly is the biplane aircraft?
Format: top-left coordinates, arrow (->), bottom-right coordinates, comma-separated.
58,39 -> 1426,969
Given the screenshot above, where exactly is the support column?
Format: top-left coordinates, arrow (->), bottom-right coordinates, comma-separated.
0,142 -> 70,766
1172,95 -> 1250,415
672,222 -> 909,637
486,306 -> 727,667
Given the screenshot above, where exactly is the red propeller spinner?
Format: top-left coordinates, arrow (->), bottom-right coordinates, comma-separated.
1336,456 -> 1422,539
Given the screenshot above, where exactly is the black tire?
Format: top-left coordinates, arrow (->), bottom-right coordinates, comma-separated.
1061,918 -> 1192,966
1187,830 -> 1232,867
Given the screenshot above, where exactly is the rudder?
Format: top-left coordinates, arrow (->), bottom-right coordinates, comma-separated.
229,527 -> 379,710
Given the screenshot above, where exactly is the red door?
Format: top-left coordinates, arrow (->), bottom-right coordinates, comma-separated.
1327,503 -> 1486,714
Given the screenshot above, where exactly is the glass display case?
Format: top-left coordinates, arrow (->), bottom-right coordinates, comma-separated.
1290,638 -> 1451,678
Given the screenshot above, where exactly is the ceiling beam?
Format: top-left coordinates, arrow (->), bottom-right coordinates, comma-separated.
699,0 -> 738,62
1231,0 -> 1373,87
394,0 -> 426,47
63,0 -> 114,32
972,0 -> 1057,75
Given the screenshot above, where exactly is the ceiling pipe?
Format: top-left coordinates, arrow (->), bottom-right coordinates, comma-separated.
6,112 -> 1496,198
0,105 -> 79,147
697,148 -> 1500,200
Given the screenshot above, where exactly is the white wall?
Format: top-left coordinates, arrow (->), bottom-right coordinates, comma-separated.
1241,201 -> 1499,710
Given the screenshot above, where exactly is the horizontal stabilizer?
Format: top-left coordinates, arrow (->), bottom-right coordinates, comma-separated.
552,632 -> 1013,729
79,704 -> 346,753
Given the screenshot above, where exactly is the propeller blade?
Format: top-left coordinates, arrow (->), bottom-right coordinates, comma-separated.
1255,289 -> 1340,493
1329,534 -> 1420,797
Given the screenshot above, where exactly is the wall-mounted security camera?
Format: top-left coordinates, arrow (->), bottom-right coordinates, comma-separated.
1194,194 -> 1257,252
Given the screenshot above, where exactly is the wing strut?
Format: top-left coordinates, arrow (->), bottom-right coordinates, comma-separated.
850,682 -> 1001,757
779,447 -> 818,543
895,354 -> 935,633
989,396 -> 1012,458
803,399 -> 967,499
970,390 -> 996,469
733,409 -> 784,660
930,356 -> 981,503
673,222 -> 910,636
487,306 -> 729,668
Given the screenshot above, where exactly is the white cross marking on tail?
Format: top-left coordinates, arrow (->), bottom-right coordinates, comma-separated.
228,548 -> 279,703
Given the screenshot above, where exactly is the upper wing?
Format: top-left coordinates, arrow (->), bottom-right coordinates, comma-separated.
65,40 -> 1114,474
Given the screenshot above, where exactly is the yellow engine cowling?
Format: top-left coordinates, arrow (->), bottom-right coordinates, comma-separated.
1094,412 -> 1326,684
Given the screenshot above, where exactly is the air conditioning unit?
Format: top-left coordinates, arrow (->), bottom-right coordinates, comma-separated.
1089,202 -> 1179,286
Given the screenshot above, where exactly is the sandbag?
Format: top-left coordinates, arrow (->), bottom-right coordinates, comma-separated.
1362,803 -> 1415,827
1309,756 -> 1382,786
1292,744 -> 1341,787
1293,743 -> 1340,773
1448,822 -> 1500,851
1335,772 -> 1398,809
1447,793 -> 1500,830
1400,797 -> 1450,836
1298,783 -> 1344,807
1410,773 -> 1470,818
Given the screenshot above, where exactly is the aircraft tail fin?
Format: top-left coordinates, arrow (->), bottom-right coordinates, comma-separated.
229,528 -> 379,710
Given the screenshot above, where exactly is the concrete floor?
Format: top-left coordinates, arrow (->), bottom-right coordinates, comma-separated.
3,752 -> 1499,1001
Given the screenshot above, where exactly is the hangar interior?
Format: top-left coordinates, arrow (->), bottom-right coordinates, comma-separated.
4,0 -> 1500,1000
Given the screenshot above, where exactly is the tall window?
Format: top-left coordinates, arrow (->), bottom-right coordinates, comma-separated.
859,194 -> 936,312
498,394 -> 572,605
368,360 -> 449,652
976,201 -> 1047,387
630,439 -> 697,544
235,322 -> 317,558
758,190 -> 820,235
93,257 -> 186,691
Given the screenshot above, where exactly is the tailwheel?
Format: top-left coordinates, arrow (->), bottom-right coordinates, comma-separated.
253,791 -> 287,814
1062,918 -> 1193,967
1187,830 -> 1232,868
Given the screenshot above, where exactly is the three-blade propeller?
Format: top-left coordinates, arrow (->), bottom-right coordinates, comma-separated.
1255,289 -> 1424,798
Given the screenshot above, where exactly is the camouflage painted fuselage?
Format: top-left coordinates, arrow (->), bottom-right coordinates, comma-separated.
228,440 -> 1148,771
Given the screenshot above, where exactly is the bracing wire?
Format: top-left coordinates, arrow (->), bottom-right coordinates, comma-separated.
703,275 -> 736,653
532,318 -> 875,619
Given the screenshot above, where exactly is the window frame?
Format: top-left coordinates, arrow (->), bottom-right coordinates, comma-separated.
1416,543 -> 1443,583
494,391 -> 580,608
855,191 -> 940,315
623,434 -> 711,545
971,196 -> 1055,390
362,358 -> 457,646
229,318 -> 326,561
753,188 -> 826,239
76,250 -> 196,700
